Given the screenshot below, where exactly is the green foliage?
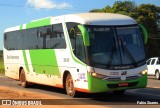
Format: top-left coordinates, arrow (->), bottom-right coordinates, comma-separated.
132,4 -> 160,33
112,1 -> 136,14
145,36 -> 160,58
89,9 -> 102,13
104,6 -> 112,13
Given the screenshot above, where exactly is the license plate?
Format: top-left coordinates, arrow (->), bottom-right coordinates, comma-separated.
119,82 -> 128,87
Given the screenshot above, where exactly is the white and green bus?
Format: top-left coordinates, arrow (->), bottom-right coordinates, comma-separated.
3,13 -> 148,97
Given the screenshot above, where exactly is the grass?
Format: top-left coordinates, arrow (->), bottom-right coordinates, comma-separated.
0,51 -> 4,75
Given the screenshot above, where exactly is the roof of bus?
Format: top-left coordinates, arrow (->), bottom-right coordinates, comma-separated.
4,13 -> 137,33
64,13 -> 137,25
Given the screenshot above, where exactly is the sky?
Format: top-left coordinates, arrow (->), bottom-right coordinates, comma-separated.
0,0 -> 160,50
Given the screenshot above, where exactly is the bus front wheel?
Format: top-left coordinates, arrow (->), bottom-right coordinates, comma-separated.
65,73 -> 76,97
20,69 -> 28,88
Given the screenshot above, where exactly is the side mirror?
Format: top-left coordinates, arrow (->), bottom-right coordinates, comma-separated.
77,25 -> 90,46
138,24 -> 148,44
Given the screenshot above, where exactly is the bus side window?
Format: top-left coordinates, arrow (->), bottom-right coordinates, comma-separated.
66,22 -> 80,53
4,34 -> 7,41
45,27 -> 53,49
51,24 -> 66,49
69,28 -> 76,52
4,33 -> 8,49
38,26 -> 52,49
27,28 -> 39,49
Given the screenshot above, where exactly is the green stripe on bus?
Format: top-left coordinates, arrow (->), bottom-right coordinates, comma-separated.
22,50 -> 30,72
26,18 -> 51,29
29,50 -> 60,76
138,24 -> 148,44
78,25 -> 90,46
20,25 -> 23,30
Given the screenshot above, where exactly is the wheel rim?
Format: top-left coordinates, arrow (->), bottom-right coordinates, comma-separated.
20,71 -> 26,86
66,74 -> 74,96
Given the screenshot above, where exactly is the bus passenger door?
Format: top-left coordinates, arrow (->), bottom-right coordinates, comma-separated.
72,26 -> 88,89
66,23 -> 88,90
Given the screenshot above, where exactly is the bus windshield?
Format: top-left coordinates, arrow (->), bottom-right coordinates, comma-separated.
86,25 -> 146,70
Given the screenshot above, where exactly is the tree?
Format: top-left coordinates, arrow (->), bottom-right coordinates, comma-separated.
133,4 -> 160,33
89,9 -> 101,13
90,1 -> 136,15
111,1 -> 136,15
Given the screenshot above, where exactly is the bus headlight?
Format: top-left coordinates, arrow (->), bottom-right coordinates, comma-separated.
91,73 -> 108,79
87,66 -> 107,79
87,66 -> 95,74
140,70 -> 148,75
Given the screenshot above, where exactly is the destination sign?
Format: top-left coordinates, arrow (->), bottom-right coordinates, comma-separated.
87,27 -> 110,32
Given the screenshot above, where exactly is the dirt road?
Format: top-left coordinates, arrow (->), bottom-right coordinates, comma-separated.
0,76 -> 108,108
0,86 -> 62,99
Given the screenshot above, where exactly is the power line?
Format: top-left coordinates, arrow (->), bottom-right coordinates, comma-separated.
0,3 -> 90,11
0,3 -> 27,8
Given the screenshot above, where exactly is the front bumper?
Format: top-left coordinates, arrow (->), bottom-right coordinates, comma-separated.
87,73 -> 147,93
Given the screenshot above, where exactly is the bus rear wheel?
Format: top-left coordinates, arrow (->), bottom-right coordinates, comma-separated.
20,69 -> 28,88
65,73 -> 76,97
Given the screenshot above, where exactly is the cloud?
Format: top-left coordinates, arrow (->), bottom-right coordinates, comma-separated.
26,0 -> 72,10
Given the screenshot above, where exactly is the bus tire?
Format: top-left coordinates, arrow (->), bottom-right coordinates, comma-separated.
65,73 -> 76,97
113,90 -> 125,95
20,69 -> 28,88
155,70 -> 160,80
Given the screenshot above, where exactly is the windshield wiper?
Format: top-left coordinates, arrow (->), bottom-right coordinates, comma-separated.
106,46 -> 116,69
123,44 -> 138,67
91,61 -> 108,69
120,39 -> 125,55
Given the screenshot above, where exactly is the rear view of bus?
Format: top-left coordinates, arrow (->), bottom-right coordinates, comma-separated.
65,13 -> 148,96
